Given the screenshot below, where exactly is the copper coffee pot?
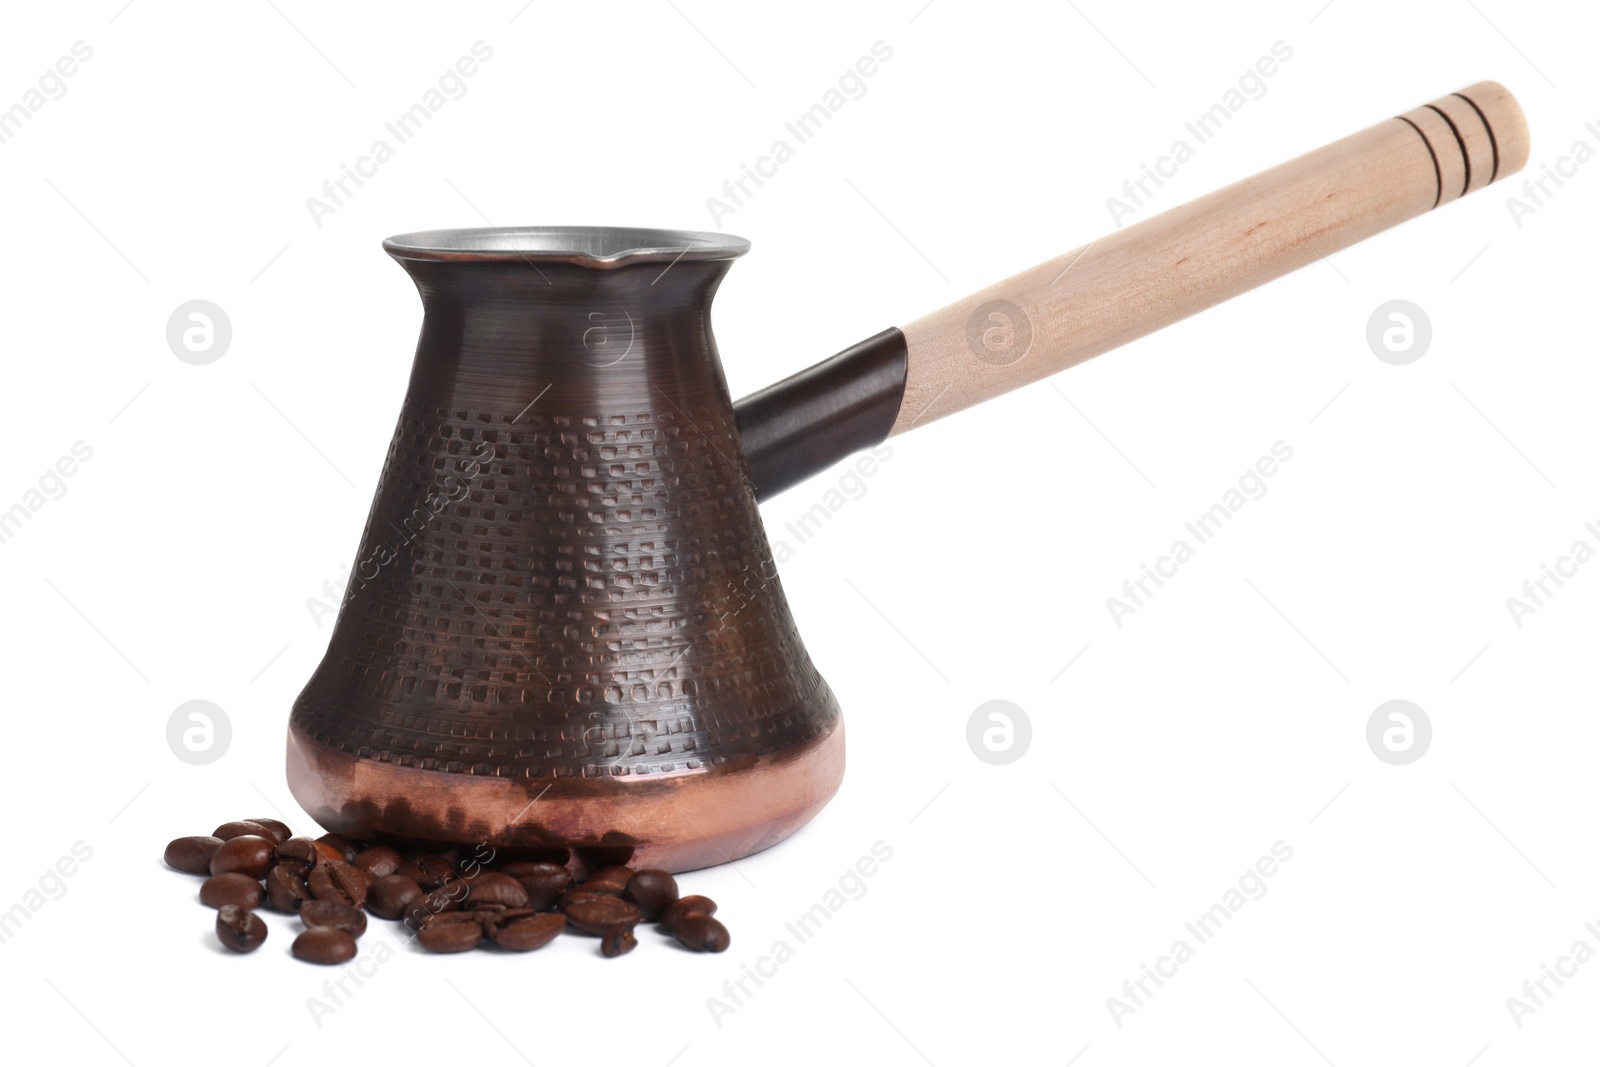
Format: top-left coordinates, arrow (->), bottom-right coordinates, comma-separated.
288,83 -> 1528,871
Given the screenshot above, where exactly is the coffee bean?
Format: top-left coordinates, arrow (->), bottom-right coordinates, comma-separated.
503,862 -> 570,910
367,874 -> 424,920
213,820 -> 275,842
497,861 -> 543,877
399,884 -> 463,934
472,906 -> 532,936
312,840 -> 347,864
491,912 -> 565,951
394,854 -> 455,889
307,861 -> 371,909
352,845 -> 403,878
499,860 -> 569,878
400,903 -> 434,935
199,872 -> 264,911
671,914 -> 731,953
300,900 -> 367,938
210,835 -> 276,879
244,817 -> 293,844
422,883 -> 466,915
584,865 -> 636,894
316,833 -> 364,863
563,896 -> 641,936
557,887 -> 610,912
292,926 -> 357,965
419,908 -> 480,930
463,904 -> 509,929
569,880 -> 626,898
216,905 -> 268,953
274,838 -> 323,877
660,895 -> 717,929
264,866 -> 311,912
601,925 -> 637,958
164,836 -> 223,875
465,872 -> 529,908
625,869 -> 679,921
417,914 -> 483,953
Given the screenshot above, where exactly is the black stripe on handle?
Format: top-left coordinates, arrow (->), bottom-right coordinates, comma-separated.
734,328 -> 908,501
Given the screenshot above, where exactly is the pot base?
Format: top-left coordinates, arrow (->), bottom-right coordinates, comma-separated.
286,715 -> 845,874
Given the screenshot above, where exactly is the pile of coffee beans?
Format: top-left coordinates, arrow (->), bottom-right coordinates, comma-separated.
165,817 -> 730,963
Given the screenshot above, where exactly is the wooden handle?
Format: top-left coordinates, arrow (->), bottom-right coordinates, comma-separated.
890,81 -> 1530,434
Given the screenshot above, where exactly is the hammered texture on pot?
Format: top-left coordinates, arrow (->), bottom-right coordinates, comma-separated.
287,245 -> 842,859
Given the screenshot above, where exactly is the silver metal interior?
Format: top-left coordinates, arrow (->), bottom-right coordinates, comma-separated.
382,225 -> 750,267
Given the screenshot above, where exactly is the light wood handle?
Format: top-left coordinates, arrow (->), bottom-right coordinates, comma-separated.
890,81 -> 1529,434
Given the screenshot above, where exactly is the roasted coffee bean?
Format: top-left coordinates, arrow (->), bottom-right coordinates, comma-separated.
563,896 -> 641,936
210,835 -> 276,879
215,905 -> 268,953
671,913 -> 731,953
491,912 -> 565,951
420,908 -> 478,928
264,865 -> 311,912
394,854 -> 455,889
199,872 -> 264,911
464,872 -> 529,908
660,894 -> 717,930
411,854 -> 459,888
245,817 -> 293,844
569,879 -> 626,898
213,820 -> 275,842
300,900 -> 367,938
584,865 -> 636,894
398,884 -> 461,934
352,845 -> 403,878
274,838 -> 323,877
499,860 -> 569,878
312,840 -> 347,864
422,883 -> 466,915
307,861 -> 371,908
367,874 -> 424,920
401,903 -> 440,936
164,835 -> 224,875
601,924 -> 638,958
472,906 -> 533,936
417,914 -> 483,953
316,833 -> 363,863
503,862 -> 570,910
625,869 -> 679,921
557,887 -> 610,912
292,926 -> 357,965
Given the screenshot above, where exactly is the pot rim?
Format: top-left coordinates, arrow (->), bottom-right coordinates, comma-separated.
382,225 -> 751,267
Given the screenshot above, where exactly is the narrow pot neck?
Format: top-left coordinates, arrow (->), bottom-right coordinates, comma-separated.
394,257 -> 738,412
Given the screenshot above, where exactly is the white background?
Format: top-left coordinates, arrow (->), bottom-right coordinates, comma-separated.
1,1 -> 1595,1064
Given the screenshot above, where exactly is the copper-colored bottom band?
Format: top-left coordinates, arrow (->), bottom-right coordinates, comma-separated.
285,718 -> 846,874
